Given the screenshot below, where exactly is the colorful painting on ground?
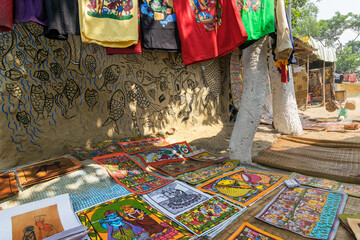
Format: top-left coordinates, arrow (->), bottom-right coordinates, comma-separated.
11,204 -> 64,239
256,186 -> 347,240
338,214 -> 360,238
227,221 -> 283,240
77,194 -> 193,240
196,169 -> 287,206
175,196 -> 245,235
189,150 -> 229,163
142,181 -> 211,218
117,137 -> 170,154
0,171 -> 19,200
137,142 -> 193,166
288,172 -> 360,198
151,159 -> 214,176
176,160 -> 239,185
16,155 -> 83,187
69,139 -> 123,160
93,152 -> 173,194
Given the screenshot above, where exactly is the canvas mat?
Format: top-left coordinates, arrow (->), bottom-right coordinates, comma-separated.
253,136 -> 360,184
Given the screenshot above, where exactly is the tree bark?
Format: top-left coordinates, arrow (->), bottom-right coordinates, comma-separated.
269,58 -> 303,135
229,37 -> 269,162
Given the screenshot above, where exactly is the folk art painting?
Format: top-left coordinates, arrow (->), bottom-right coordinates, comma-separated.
16,155 -> 83,187
136,142 -> 193,166
117,136 -> 169,154
69,139 -> 124,160
93,152 -> 173,194
196,169 -> 287,206
77,194 -> 194,240
288,172 -> 360,198
175,196 -> 246,235
150,159 -> 214,176
176,160 -> 239,185
256,186 -> 347,240
189,150 -> 229,162
142,181 -> 211,218
227,221 -> 283,240
11,204 -> 64,240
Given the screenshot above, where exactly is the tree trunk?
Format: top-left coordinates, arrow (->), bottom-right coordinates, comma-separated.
229,37 -> 269,162
269,58 -> 303,135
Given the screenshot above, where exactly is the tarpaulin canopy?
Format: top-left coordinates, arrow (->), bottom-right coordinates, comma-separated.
300,36 -> 337,62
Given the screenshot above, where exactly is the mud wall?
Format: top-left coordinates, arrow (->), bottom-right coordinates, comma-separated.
0,23 -> 229,170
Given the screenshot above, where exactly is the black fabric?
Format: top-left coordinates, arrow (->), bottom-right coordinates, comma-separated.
140,1 -> 181,52
45,0 -> 80,36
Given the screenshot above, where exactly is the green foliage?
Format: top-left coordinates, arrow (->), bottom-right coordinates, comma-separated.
336,45 -> 360,74
288,0 -> 359,73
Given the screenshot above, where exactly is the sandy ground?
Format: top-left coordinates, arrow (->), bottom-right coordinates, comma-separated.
171,97 -> 360,159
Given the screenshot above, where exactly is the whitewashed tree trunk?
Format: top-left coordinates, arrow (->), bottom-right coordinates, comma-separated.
269,58 -> 303,135
229,37 -> 269,162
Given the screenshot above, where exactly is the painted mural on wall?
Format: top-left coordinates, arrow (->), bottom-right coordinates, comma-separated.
0,22 -> 227,166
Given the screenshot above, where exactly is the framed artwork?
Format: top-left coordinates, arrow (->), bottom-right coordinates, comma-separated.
77,194 -> 194,240
256,186 -> 347,240
16,155 -> 83,187
176,160 -> 239,185
117,137 -> 170,154
151,159 -> 213,176
137,141 -> 193,166
93,152 -> 174,194
196,169 -> 287,206
227,221 -> 283,240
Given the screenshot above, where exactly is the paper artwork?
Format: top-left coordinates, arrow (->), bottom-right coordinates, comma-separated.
256,186 -> 347,240
142,181 -> 211,218
16,155 -> 83,187
0,194 -> 84,240
189,150 -> 229,162
227,221 -> 283,240
77,194 -> 193,240
93,152 -> 174,194
288,172 -> 360,197
151,159 -> 214,176
11,204 -> 64,239
196,169 -> 287,206
137,141 -> 193,166
69,140 -> 124,160
117,137 -> 170,154
0,171 -> 19,200
176,160 -> 239,185
175,196 -> 245,235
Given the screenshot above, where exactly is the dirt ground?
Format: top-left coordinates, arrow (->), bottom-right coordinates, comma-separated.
171,97 -> 360,159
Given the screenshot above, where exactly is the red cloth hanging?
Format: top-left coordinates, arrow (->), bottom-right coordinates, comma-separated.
281,64 -> 288,83
173,0 -> 248,65
0,0 -> 13,31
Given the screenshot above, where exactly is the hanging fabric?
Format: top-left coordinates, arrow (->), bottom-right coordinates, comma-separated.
140,0 -> 181,51
44,0 -> 81,40
236,0 -> 275,44
0,0 -> 13,31
78,0 -> 139,48
13,0 -> 48,26
173,0 -> 248,65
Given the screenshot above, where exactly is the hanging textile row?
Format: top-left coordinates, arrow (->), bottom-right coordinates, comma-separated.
0,0 -> 295,66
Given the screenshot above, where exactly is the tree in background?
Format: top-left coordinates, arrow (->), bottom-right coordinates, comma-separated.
288,0 -> 359,74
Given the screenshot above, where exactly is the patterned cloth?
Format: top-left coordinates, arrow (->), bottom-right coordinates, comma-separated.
0,159 -> 131,212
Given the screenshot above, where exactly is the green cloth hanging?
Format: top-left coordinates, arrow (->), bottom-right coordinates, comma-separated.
236,0 -> 275,42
